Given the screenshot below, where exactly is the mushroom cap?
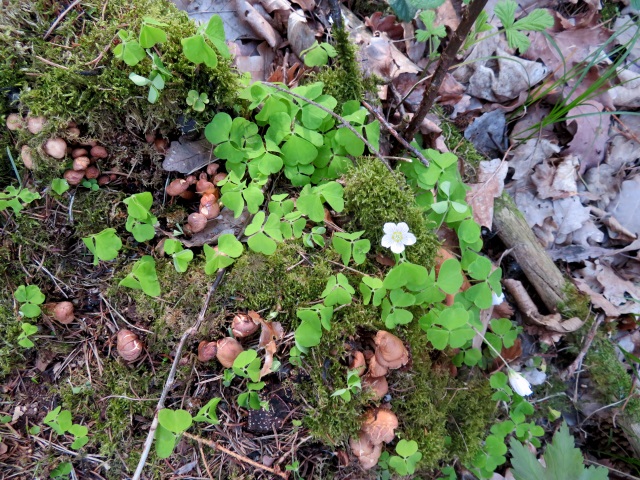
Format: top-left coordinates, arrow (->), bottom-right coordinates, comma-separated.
200,195 -> 220,219
63,169 -> 85,185
350,432 -> 383,470
232,313 -> 260,338
374,331 -> 409,369
367,354 -> 388,378
6,113 -> 24,131
117,329 -> 144,362
213,172 -> 227,185
187,212 -> 207,233
361,409 -> 398,445
21,145 -> 34,170
197,341 -> 218,362
362,373 -> 388,399
72,156 -> 91,171
166,178 -> 190,197
196,179 -> 217,195
85,165 -> 100,179
44,138 -> 67,159
26,116 -> 47,134
216,337 -> 244,368
90,145 -> 108,159
206,163 -> 220,176
72,148 -> 89,158
52,301 -> 74,324
349,351 -> 367,377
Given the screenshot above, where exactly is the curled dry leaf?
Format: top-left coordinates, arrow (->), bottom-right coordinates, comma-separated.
373,331 -> 409,369
361,408 -> 398,445
350,432 -> 383,470
117,329 -> 144,362
216,337 -> 244,368
259,340 -> 277,379
232,312 -> 260,338
503,279 -> 584,335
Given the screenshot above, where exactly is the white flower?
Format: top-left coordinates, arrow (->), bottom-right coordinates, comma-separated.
508,368 -> 533,397
492,291 -> 505,306
381,222 -> 416,254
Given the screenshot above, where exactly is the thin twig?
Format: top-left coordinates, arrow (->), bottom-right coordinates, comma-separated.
131,268 -> 227,480
43,0 -> 82,40
361,100 -> 429,167
182,431 -> 288,479
561,314 -> 604,380
35,55 -> 70,70
263,82 -> 394,175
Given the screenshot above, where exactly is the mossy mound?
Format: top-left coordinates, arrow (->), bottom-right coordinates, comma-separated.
343,157 -> 440,269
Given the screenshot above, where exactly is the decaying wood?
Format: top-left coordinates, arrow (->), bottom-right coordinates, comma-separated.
493,193 -> 568,312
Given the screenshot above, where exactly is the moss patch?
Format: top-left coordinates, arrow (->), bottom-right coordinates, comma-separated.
343,157 -> 440,269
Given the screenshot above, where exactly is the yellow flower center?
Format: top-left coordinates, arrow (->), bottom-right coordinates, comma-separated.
391,231 -> 403,242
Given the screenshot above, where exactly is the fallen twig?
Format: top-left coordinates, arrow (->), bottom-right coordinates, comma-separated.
561,314 -> 604,380
361,100 -> 429,168
263,82 -> 394,175
131,268 -> 227,480
183,431 -> 288,479
43,0 -> 82,40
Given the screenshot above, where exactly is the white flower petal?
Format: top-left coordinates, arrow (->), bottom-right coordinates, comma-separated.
396,222 -> 410,234
381,234 -> 394,248
508,369 -> 533,396
492,292 -> 505,306
403,232 -> 417,245
383,222 -> 398,234
390,241 -> 405,254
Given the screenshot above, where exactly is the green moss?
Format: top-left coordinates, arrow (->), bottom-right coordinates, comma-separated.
343,158 -> 440,269
72,188 -> 127,238
438,111 -> 486,182
586,333 -> 640,421
600,1 -> 620,22
221,240 -> 334,318
312,26 -> 380,104
558,282 -> 591,320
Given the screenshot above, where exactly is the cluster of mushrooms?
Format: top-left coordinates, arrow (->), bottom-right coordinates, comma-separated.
165,164 -> 228,235
349,331 -> 409,469
6,113 -> 115,186
197,311 -> 283,375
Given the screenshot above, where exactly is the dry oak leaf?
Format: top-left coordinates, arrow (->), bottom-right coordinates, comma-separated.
466,159 -> 508,229
503,279 -> 584,335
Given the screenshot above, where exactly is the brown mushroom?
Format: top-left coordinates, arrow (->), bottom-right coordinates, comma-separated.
216,337 -> 244,368
350,432 -> 383,470
6,113 -> 24,131
196,178 -> 216,195
117,329 -> 144,362
200,194 -> 220,219
198,341 -> 218,362
21,145 -> 34,170
185,175 -> 197,185
166,178 -> 190,197
367,354 -> 388,378
90,145 -> 108,159
72,148 -> 89,159
362,374 -> 388,399
373,331 -> 409,370
154,138 -> 169,154
51,301 -> 74,324
213,172 -> 227,185
66,127 -> 81,138
44,138 -> 67,159
72,156 -> 91,171
145,132 -> 156,143
361,408 -> 398,445
349,351 -> 367,376
232,313 -> 259,338
63,169 -> 85,186
97,175 -> 112,186
26,116 -> 46,134
187,212 -> 207,233
85,165 -> 100,179
206,163 -> 220,176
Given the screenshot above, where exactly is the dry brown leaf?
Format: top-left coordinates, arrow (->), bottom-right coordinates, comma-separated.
466,159 -> 508,229
236,0 -> 282,48
162,138 -> 212,174
572,277 -> 620,317
564,100 -> 610,174
365,12 -> 404,40
259,0 -> 291,13
531,155 -> 578,200
259,341 -> 277,379
503,279 -> 584,336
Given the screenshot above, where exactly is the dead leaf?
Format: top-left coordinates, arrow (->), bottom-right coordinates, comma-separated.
291,0 -> 314,11
563,100 -> 609,174
288,9 -> 317,59
503,279 -> 584,337
509,139 -> 560,181
260,341 -> 277,378
162,138 -> 213,174
236,0 -> 282,48
258,320 -> 284,348
181,208 -> 250,248
259,0 -> 290,12
531,155 -> 578,200
174,0 -> 254,42
572,277 -> 621,317
464,110 -> 507,158
606,175 -> 640,237
365,12 -> 404,40
466,159 -> 508,229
